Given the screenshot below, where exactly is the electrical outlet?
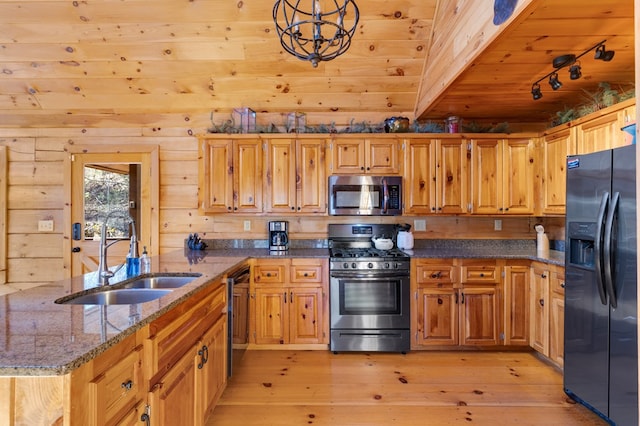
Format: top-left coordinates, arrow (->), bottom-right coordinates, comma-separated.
414,219 -> 426,232
38,220 -> 54,232
494,219 -> 502,231
243,220 -> 251,231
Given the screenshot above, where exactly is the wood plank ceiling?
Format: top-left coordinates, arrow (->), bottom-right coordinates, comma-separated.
0,0 -> 634,128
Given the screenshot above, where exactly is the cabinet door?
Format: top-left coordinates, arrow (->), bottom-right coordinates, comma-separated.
542,129 -> 573,215
296,139 -> 326,213
289,286 -> 324,344
254,286 -> 288,344
331,139 -> 365,173
436,139 -> 468,214
470,139 -> 502,214
415,287 -> 458,346
367,139 -> 400,174
149,347 -> 197,426
577,114 -> 621,154
459,287 -> 500,345
501,138 -> 534,214
265,139 -> 296,213
404,138 -> 436,214
530,266 -> 549,356
196,315 -> 228,424
503,266 -> 530,346
232,283 -> 249,344
549,269 -> 565,367
200,139 -> 234,213
233,140 -> 263,212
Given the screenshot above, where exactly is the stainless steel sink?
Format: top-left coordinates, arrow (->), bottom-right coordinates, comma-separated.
122,274 -> 200,289
58,288 -> 172,305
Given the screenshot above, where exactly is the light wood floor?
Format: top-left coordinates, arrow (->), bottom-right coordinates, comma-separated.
206,350 -> 607,426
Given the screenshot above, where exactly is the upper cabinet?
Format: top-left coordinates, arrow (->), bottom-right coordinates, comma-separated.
576,101 -> 635,153
329,136 -> 401,175
540,128 -> 574,215
470,138 -> 535,215
199,138 -> 263,214
404,138 -> 468,215
265,138 -> 326,214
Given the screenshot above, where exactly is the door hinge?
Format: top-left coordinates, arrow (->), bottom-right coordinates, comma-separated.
467,143 -> 472,151
467,203 -> 472,212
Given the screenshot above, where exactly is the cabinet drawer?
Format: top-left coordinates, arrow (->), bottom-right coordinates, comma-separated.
254,261 -> 288,284
415,264 -> 456,284
460,265 -> 499,283
91,345 -> 143,425
551,269 -> 565,295
290,259 -> 326,283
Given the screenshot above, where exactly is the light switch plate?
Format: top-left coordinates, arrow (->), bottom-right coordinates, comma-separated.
38,220 -> 54,232
494,219 -> 502,231
243,220 -> 251,231
414,219 -> 426,232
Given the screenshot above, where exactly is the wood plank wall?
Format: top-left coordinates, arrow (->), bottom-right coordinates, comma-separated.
0,125 -> 563,291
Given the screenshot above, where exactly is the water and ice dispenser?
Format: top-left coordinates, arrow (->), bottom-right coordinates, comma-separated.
568,222 -> 596,268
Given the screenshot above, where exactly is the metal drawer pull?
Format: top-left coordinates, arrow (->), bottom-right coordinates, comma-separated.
121,380 -> 133,391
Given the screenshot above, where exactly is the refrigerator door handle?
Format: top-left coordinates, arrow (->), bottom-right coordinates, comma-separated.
594,191 -> 609,305
603,191 -> 619,309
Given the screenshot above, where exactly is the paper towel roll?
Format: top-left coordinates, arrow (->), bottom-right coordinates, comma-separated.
535,225 -> 549,256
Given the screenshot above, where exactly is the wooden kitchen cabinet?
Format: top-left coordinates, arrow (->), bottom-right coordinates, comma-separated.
529,263 -> 550,356
413,259 -> 500,348
329,136 -> 401,174
404,137 -> 468,215
503,262 -> 530,346
199,137 -> 263,213
252,258 -> 327,346
548,267 -> 565,367
264,137 -> 326,214
540,128 -> 574,215
470,138 -> 535,215
576,110 -> 630,154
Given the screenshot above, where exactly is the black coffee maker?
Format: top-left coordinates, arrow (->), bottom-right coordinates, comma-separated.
268,221 -> 289,251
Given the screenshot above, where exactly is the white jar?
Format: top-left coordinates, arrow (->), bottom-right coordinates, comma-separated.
397,231 -> 414,250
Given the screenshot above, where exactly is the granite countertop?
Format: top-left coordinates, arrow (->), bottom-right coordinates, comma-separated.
0,240 -> 564,377
0,250 -> 248,376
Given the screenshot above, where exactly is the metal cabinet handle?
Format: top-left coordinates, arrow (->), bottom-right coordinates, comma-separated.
541,273 -> 547,278
539,298 -> 545,306
197,344 -> 209,369
141,405 -> 151,426
121,380 -> 133,391
560,282 -> 565,288
460,292 -> 465,304
430,271 -> 442,279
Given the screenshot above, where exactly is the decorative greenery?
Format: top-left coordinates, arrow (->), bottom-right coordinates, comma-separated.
550,82 -> 635,127
462,121 -> 511,133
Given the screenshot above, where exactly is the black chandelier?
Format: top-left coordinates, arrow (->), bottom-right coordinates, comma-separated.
273,0 -> 359,68
530,39 -> 615,100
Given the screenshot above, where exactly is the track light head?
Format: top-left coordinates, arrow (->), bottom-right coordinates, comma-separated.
569,64 -> 582,80
594,44 -> 615,61
549,73 -> 562,91
531,83 -> 542,100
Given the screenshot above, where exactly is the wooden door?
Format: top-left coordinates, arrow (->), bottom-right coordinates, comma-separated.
542,129 -> 573,215
404,138 -> 435,214
148,347 -> 197,426
503,265 -> 530,346
459,286 -> 499,345
233,139 -> 263,213
331,138 -> 365,174
200,139 -> 234,213
296,139 -> 326,213
265,139 -> 296,213
367,139 -> 400,174
470,139 -> 502,214
435,139 -> 468,214
289,286 -> 323,344
501,138 -> 534,214
196,315 -> 227,425
529,266 -> 549,356
576,114 -> 620,154
254,286 -> 288,344
415,287 -> 457,346
67,149 -> 158,279
549,269 -> 565,367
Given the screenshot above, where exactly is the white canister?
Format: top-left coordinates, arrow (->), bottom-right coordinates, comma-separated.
534,224 -> 549,256
397,231 -> 414,250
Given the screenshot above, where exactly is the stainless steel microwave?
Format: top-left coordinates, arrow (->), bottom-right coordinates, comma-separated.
328,175 -> 402,216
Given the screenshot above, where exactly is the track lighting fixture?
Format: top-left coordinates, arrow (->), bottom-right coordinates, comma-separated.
530,39 -> 614,100
531,83 -> 542,100
569,64 -> 582,80
594,44 -> 615,61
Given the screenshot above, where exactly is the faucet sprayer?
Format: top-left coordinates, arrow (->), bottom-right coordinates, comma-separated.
97,211 -> 138,286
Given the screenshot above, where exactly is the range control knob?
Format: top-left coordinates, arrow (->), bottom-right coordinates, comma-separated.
368,262 -> 374,269
384,263 -> 390,269
343,262 -> 349,269
351,262 -> 357,269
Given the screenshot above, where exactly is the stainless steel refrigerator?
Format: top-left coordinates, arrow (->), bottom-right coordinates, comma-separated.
564,144 -> 638,425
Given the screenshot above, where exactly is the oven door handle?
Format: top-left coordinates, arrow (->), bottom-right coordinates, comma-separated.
330,272 -> 409,279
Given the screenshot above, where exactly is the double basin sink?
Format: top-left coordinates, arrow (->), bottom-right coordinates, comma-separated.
55,273 -> 202,306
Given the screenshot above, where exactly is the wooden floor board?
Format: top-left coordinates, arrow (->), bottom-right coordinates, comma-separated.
207,350 -> 607,425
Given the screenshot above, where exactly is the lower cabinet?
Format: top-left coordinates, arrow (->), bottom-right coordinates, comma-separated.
530,263 -> 550,356
503,262 -> 530,346
252,258 -> 327,346
548,268 -> 565,367
413,259 -> 500,348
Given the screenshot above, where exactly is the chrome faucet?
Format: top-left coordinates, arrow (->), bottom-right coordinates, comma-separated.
97,211 -> 138,286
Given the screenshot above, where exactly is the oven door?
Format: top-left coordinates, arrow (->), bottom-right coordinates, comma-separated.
330,271 -> 410,330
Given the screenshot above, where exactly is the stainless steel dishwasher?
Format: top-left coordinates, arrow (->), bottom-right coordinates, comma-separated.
227,263 -> 250,377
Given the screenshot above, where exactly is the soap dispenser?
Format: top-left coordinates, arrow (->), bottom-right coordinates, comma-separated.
126,234 -> 140,277
140,246 -> 151,274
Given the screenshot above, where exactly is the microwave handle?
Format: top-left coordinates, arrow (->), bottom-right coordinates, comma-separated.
382,178 -> 389,214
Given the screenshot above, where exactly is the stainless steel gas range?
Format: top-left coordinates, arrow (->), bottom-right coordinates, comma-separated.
328,223 -> 411,353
